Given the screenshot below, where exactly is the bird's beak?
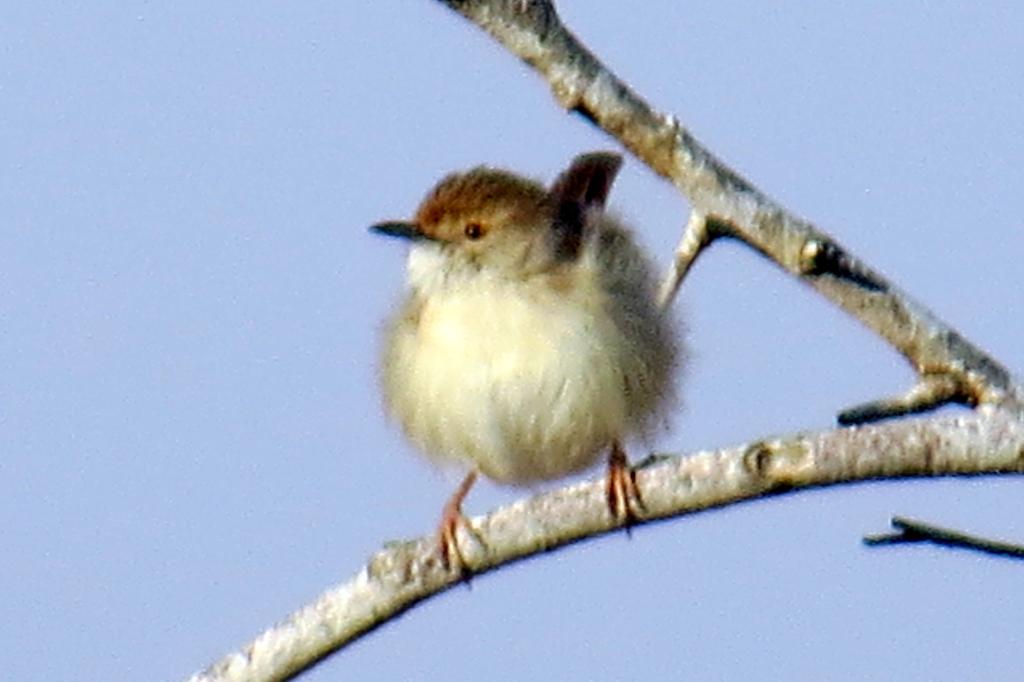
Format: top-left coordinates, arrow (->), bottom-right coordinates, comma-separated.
369,221 -> 435,242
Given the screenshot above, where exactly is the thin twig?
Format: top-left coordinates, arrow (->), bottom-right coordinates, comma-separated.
864,516 -> 1024,559
657,210 -> 710,309
839,374 -> 967,425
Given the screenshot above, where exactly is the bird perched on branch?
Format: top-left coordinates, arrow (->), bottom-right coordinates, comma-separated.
371,151 -> 681,570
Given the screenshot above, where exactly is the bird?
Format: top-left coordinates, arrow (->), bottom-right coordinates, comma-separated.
370,151 -> 681,570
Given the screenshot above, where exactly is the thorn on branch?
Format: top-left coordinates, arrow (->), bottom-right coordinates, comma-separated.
838,374 -> 965,425
864,516 -> 1024,560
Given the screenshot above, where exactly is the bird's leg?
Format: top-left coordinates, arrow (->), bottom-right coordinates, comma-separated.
438,470 -> 478,573
606,441 -> 644,524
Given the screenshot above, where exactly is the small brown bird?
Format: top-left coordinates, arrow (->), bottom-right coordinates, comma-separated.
371,152 -> 680,568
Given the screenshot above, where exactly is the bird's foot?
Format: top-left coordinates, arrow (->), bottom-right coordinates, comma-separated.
437,471 -> 479,576
605,442 -> 645,527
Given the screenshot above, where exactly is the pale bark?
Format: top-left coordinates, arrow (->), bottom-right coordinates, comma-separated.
185,2 -> 1024,680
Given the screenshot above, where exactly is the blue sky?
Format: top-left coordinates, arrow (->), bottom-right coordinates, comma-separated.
3,3 -> 1023,680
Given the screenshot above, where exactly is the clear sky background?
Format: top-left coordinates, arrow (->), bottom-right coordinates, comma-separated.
3,3 -> 1023,681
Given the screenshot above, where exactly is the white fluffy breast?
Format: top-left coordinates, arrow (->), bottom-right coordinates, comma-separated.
382,246 -> 631,484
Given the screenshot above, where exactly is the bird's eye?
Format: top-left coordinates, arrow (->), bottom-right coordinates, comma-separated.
464,222 -> 485,240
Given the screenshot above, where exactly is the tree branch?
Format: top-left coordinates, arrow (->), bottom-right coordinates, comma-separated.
437,0 -> 1024,417
183,2 -> 1024,680
865,515 -> 1024,559
187,410 -> 1024,682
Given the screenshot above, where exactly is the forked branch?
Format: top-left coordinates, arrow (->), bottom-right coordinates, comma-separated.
185,2 -> 1024,680
439,0 -> 1024,419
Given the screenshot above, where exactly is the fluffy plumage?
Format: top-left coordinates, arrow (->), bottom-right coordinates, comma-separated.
377,153 -> 679,485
